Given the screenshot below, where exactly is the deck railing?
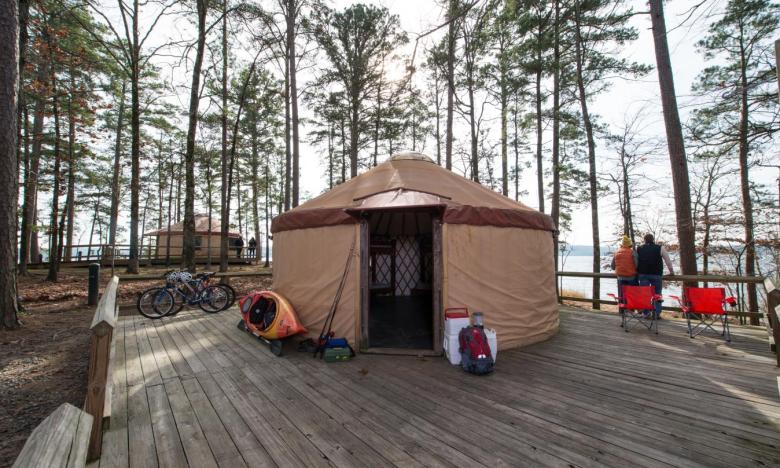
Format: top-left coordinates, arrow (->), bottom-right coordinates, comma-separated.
12,276 -> 119,466
58,243 -> 261,263
84,275 -> 119,460
557,271 -> 780,366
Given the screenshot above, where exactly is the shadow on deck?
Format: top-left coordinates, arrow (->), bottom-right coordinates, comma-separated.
98,306 -> 780,467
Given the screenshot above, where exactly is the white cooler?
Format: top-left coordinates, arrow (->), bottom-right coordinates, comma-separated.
443,308 -> 498,365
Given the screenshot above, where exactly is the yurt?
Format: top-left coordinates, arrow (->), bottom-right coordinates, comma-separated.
272,152 -> 559,354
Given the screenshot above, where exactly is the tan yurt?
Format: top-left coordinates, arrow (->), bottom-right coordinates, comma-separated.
272,152 -> 559,354
144,215 -> 243,258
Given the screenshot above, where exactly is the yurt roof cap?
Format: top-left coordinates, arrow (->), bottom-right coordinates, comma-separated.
272,152 -> 554,233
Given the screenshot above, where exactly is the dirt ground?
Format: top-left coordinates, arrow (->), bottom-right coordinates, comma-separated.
0,304 -> 92,467
0,265 -> 272,466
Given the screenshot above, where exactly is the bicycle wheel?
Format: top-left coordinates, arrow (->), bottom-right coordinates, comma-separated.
198,285 -> 229,313
165,284 -> 187,316
217,283 -> 236,310
137,287 -> 174,319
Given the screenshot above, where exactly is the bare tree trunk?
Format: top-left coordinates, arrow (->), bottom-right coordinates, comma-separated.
215,0 -> 230,272
445,0 -> 456,171
574,3 -> 600,309
127,0 -> 141,274
47,62 -> 61,282
156,143 -> 163,260
340,117 -> 346,183
287,0 -> 300,207
263,159 -> 270,268
251,115 -> 260,264
283,65 -> 291,210
328,124 -> 334,189
349,95 -> 359,178
499,36 -> 508,196
16,0 -> 29,175
513,93 -> 519,201
648,0 -> 697,283
373,72 -> 381,166
467,81 -> 478,182
434,71 -> 442,166
165,155 -> 174,266
108,80 -> 125,249
534,23 -> 545,213
19,61 -> 47,275
205,152 -> 213,267
183,0 -> 209,273
550,0 -> 561,271
64,73 -> 76,263
0,0 -> 20,328
737,25 -> 758,322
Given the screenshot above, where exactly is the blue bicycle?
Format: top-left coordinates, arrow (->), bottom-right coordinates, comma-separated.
137,271 -> 229,319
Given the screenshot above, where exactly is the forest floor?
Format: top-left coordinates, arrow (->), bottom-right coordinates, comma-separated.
0,265 -> 272,466
0,302 -> 91,467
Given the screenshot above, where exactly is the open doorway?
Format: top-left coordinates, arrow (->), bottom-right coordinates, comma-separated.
364,209 -> 438,350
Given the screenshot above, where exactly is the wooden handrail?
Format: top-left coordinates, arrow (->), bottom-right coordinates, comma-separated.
84,276 -> 119,460
12,403 -> 92,468
557,271 -> 765,284
117,269 -> 272,282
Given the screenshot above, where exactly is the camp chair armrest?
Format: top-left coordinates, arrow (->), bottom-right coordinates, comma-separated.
668,295 -> 687,310
607,293 -> 623,305
652,294 -> 663,302
724,296 -> 737,307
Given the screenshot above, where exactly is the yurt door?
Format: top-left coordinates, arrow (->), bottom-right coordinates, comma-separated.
358,211 -> 442,355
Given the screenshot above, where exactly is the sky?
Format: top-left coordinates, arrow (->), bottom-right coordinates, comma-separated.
66,0 -> 779,251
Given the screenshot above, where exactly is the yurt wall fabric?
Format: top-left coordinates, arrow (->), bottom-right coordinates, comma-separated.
443,224 -> 559,349
272,224 -> 360,345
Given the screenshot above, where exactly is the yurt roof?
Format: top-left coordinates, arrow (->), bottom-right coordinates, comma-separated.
272,152 -> 554,233
144,215 -> 242,237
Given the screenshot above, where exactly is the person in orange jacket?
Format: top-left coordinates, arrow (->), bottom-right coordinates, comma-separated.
610,235 -> 638,317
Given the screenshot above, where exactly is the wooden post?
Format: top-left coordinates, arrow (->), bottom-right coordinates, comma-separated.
84,276 -> 118,460
763,278 -> 780,366
359,220 -> 369,351
432,217 -> 443,354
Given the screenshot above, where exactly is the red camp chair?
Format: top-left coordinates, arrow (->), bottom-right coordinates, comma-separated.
608,285 -> 661,334
670,287 -> 736,342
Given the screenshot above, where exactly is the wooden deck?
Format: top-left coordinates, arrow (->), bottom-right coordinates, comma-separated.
97,307 -> 780,468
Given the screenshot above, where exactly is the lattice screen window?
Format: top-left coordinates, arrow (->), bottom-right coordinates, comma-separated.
374,253 -> 393,287
395,236 -> 421,296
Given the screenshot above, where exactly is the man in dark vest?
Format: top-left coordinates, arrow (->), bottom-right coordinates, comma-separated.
637,233 -> 675,319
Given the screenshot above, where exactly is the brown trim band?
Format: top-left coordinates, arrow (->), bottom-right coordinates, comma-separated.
272,206 -> 555,233
272,208 -> 356,233
442,206 -> 555,231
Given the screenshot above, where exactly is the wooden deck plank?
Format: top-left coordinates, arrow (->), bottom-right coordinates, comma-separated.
141,318 -> 178,381
159,315 -> 208,375
107,308 -> 780,468
195,373 -> 276,467
179,377 -> 246,467
124,318 -> 145,388
151,318 -> 194,379
201,318 -> 444,468
209,369 -> 320,468
145,384 -> 187,468
206,314 -> 474,468
161,378 -> 218,468
126,383 -> 159,468
133,318 -> 164,388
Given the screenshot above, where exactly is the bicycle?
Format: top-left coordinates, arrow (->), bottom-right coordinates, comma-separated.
137,270 -> 230,319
